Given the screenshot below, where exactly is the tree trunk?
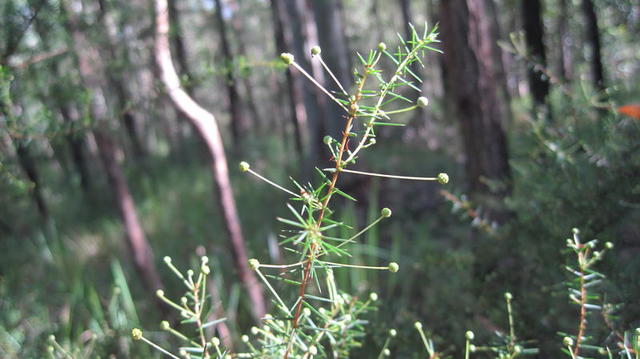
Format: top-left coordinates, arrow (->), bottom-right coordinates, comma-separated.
154,0 -> 266,321
94,130 -> 163,293
97,0 -> 146,159
213,0 -> 250,145
33,17 -> 92,192
15,141 -> 49,220
228,0 -> 263,132
581,0 -> 605,91
440,0 -> 511,199
522,0 -> 550,107
270,0 -> 307,156
63,3 -> 163,295
289,0 -> 329,163
557,0 -> 572,81
309,0 -> 351,139
398,0 -> 426,127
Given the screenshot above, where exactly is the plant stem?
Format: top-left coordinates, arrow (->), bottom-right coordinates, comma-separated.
573,251 -> 588,358
283,69 -> 370,359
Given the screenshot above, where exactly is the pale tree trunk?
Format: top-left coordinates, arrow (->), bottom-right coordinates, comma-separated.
270,0 -> 307,156
154,0 -> 266,321
440,0 -> 511,201
212,0 -> 250,145
581,0 -> 605,91
63,2 -> 163,295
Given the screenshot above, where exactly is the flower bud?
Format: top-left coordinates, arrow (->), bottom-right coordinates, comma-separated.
323,135 -> 332,145
388,262 -> 399,273
241,335 -> 249,343
370,292 -> 378,301
605,241 -> 613,249
239,161 -> 250,172
248,258 -> 260,270
469,344 -> 477,352
211,337 -> 221,346
437,173 -> 449,185
389,329 -> 397,337
280,53 -> 294,65
381,208 -> 392,218
156,289 -> 165,298
132,328 -> 143,340
417,96 -> 429,108
160,321 -> 170,330
414,322 -> 423,330
377,42 -> 387,52
163,256 -> 172,264
309,346 -> 318,355
504,292 -> 513,301
563,336 -> 574,347
383,348 -> 391,356
311,46 -> 321,56
201,264 -> 210,275
465,330 -> 475,341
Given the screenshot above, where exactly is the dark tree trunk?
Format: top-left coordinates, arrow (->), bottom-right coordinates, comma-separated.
309,0 -> 351,139
440,0 -> 511,199
270,0 -> 307,156
286,0 -> 328,164
398,0 -> 426,126
581,0 -> 605,91
228,0 -> 263,131
33,17 -> 92,191
60,105 -> 92,192
15,142 -> 48,220
557,0 -> 572,81
522,0 -> 550,107
97,0 -> 146,159
213,0 -> 249,146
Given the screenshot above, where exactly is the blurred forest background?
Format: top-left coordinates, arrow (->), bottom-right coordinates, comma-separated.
1,0 -> 639,357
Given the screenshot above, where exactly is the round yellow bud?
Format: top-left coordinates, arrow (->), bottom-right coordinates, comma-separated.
280,53 -> 294,65
465,330 -> 475,341
388,262 -> 399,273
248,258 -> 260,270
437,173 -> 449,185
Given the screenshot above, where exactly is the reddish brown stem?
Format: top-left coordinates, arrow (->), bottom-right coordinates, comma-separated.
283,71 -> 368,359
